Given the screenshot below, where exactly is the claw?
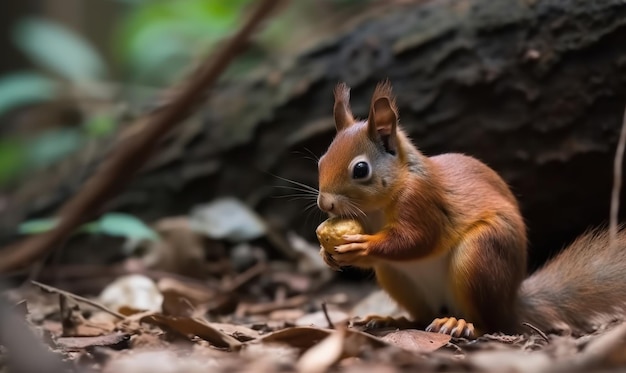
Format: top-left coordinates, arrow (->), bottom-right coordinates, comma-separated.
426,317 -> 475,339
319,247 -> 341,271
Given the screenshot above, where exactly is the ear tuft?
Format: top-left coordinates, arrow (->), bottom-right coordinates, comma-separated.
333,82 -> 354,132
368,80 -> 399,154
370,79 -> 398,116
334,82 -> 351,103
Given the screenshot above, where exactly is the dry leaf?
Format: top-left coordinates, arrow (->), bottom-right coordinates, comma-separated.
376,329 -> 450,352
60,296 -> 115,337
157,277 -> 217,306
99,274 -> 163,313
296,309 -> 349,328
209,322 -> 260,341
139,314 -> 242,349
297,328 -> 347,373
160,290 -> 196,317
257,326 -> 333,351
55,332 -> 131,351
102,349 -> 218,373
269,309 -> 306,322
190,198 -> 266,242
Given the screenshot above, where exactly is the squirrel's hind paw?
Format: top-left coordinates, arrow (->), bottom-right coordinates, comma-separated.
426,317 -> 475,339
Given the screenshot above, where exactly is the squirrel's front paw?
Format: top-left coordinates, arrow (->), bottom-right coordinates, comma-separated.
319,246 -> 341,271
333,234 -> 374,266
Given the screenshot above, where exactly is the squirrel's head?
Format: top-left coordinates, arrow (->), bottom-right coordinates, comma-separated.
317,81 -> 408,216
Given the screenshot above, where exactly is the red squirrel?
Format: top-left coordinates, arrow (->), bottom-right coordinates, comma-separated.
316,80 -> 626,338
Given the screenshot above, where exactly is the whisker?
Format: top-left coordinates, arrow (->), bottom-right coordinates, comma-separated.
288,197 -> 318,203
268,173 -> 319,194
304,202 -> 323,228
304,202 -> 319,212
291,148 -> 320,163
272,185 -> 318,195
344,201 -> 357,219
301,147 -> 320,163
272,193 -> 317,199
344,199 -> 367,221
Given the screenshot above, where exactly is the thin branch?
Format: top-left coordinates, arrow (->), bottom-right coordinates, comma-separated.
31,280 -> 125,320
0,0 -> 283,273
610,103 -> 626,249
522,322 -> 549,343
321,301 -> 335,329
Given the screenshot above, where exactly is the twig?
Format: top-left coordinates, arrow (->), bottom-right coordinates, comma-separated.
0,0 -> 283,273
31,280 -> 125,320
223,261 -> 268,293
321,301 -> 335,329
522,322 -> 549,343
610,103 -> 626,249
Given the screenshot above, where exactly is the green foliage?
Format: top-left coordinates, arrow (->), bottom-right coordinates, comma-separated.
0,72 -> 58,117
0,139 -> 28,185
81,213 -> 159,241
114,0 -> 253,84
12,17 -> 108,83
84,114 -> 118,138
2,0 -> 367,188
18,218 -> 59,234
0,129 -> 83,186
19,213 -> 159,241
27,129 -> 83,169
0,16 -> 122,187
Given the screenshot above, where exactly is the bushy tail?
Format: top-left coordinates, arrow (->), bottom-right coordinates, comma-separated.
516,228 -> 626,335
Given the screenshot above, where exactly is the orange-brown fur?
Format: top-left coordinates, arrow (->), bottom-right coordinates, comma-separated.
317,80 -> 626,336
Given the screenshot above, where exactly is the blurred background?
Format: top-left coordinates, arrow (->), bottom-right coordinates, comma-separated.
0,0 -> 371,190
2,0 -> 626,281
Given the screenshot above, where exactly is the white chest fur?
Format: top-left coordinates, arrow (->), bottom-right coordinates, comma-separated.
361,211 -> 460,317
384,251 -> 459,317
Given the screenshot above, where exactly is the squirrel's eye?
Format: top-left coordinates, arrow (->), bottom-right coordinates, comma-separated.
352,161 -> 370,179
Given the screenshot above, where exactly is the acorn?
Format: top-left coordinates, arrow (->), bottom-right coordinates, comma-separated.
315,217 -> 365,254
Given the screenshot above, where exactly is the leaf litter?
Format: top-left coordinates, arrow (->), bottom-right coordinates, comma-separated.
2,202 -> 626,373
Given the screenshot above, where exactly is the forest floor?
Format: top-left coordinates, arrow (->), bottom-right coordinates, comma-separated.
1,215 -> 626,373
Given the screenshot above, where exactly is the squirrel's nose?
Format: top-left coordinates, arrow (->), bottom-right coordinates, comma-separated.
317,193 -> 335,212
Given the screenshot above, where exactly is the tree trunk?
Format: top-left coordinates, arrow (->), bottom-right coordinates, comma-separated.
6,0 -> 626,267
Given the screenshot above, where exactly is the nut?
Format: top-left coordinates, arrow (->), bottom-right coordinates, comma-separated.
315,217 -> 365,254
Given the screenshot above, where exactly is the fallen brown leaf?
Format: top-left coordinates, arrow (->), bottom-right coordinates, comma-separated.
59,295 -> 115,337
376,329 -> 450,353
209,322 -> 260,341
257,326 -> 333,351
296,309 -> 350,328
161,290 -> 196,317
157,277 -> 218,307
269,308 -> 306,321
55,332 -> 131,351
296,327 -> 347,373
140,313 -> 242,350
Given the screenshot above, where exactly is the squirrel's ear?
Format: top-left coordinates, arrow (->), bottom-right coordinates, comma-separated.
333,82 -> 354,132
368,80 -> 398,155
